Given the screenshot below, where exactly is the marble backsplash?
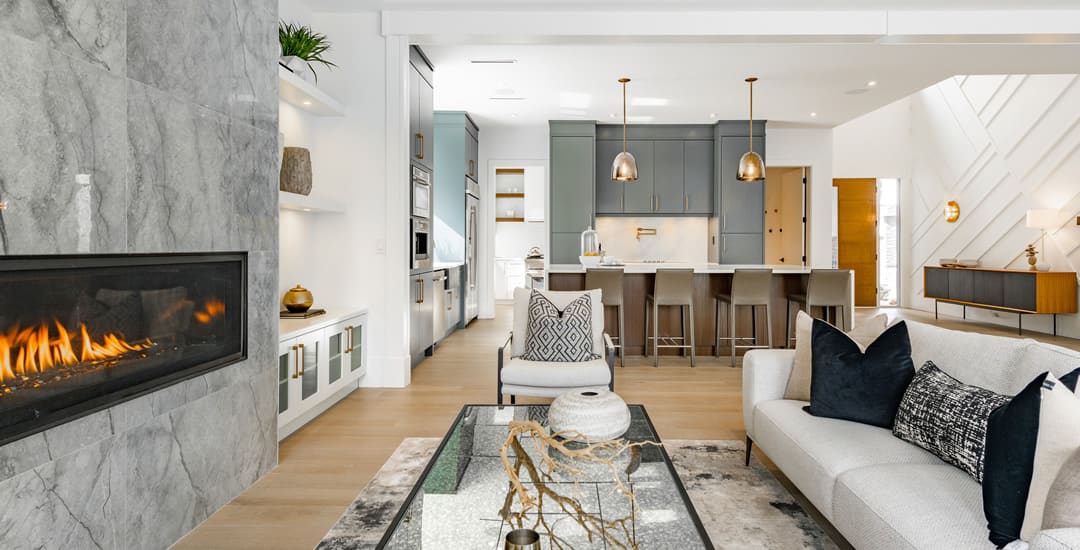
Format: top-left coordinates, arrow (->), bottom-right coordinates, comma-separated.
0,1 -> 279,549
595,217 -> 710,263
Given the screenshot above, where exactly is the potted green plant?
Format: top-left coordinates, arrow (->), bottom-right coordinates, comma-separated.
278,21 -> 337,84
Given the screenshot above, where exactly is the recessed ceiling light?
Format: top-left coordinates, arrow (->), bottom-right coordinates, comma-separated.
609,113 -> 616,118
302,100 -> 312,106
867,80 -> 878,87
510,113 -> 518,118
470,59 -> 517,64
810,112 -> 817,117
709,113 -> 717,119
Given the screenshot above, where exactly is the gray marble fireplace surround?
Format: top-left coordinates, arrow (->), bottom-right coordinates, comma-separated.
0,1 -> 279,549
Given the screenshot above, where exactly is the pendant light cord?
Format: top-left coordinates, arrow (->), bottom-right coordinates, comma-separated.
748,79 -> 753,153
622,80 -> 628,154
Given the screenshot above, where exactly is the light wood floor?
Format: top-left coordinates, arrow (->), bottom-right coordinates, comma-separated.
175,306 -> 1079,549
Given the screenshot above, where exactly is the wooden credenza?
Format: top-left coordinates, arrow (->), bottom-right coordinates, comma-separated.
924,266 -> 1077,335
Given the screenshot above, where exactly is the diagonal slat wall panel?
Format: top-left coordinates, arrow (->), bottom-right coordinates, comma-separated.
905,74 -> 1080,338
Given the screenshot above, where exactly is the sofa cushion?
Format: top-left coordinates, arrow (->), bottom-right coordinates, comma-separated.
833,464 -> 993,550
806,320 -> 915,428
513,288 -> 603,358
1019,343 -> 1080,391
1043,449 -> 1080,531
752,400 -> 943,519
906,321 -> 1032,395
499,357 -> 611,388
1031,529 -> 1080,550
785,311 -> 888,401
985,371 -> 1080,546
521,291 -> 597,362
893,362 -> 1010,482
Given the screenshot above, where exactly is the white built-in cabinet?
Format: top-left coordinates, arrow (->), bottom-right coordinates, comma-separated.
278,310 -> 368,440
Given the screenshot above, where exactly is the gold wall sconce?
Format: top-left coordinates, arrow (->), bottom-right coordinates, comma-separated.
635,227 -> 657,240
944,201 -> 960,223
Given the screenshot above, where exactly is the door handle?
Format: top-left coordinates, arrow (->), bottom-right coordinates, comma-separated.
723,236 -> 728,253
723,213 -> 728,231
297,343 -> 305,376
656,193 -> 659,211
291,345 -> 299,379
415,134 -> 424,159
345,325 -> 353,353
468,159 -> 475,177
685,194 -> 689,211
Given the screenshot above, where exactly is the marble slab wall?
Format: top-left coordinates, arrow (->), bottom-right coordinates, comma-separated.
0,1 -> 279,548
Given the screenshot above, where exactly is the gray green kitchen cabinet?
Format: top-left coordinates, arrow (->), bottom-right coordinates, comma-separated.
595,140 -> 623,214
683,140 -> 713,215
719,136 -> 765,234
549,121 -> 596,264
719,232 -> 764,264
434,111 -> 478,262
621,140 -> 655,214
653,140 -> 685,214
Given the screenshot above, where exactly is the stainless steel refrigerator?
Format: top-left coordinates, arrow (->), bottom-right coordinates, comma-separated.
464,179 -> 479,324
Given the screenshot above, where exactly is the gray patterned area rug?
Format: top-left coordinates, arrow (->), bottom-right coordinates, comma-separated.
318,438 -> 838,550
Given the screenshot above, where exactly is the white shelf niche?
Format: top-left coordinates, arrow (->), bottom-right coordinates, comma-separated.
278,65 -> 346,117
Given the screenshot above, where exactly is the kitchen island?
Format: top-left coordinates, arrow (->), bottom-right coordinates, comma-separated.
547,263 -> 854,358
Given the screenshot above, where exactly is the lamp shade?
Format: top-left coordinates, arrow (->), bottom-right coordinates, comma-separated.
611,151 -> 638,181
1026,209 -> 1058,230
737,151 -> 765,182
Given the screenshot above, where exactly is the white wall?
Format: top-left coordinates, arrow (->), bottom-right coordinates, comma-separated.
834,74 -> 1080,338
477,124 -> 550,318
278,0 -> 411,387
767,127 -> 835,268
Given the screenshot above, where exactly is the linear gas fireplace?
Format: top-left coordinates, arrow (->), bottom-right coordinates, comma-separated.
0,253 -> 246,445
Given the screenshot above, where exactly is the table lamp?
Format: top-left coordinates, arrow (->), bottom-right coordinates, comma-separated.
1025,209 -> 1057,270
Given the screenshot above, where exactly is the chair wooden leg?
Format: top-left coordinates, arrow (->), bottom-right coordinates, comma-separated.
680,305 -> 687,358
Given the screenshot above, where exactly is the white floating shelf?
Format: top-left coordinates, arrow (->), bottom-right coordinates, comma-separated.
279,191 -> 346,214
278,65 -> 346,117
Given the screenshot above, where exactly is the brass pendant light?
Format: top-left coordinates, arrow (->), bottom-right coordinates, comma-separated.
611,77 -> 638,182
737,77 -> 765,182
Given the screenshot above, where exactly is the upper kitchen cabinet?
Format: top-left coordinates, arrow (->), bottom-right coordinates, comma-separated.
410,47 -> 434,171
593,125 -> 713,216
434,111 -> 479,261
718,135 -> 765,233
549,121 -> 596,264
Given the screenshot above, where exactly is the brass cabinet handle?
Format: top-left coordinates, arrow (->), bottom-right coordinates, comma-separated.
345,325 -> 353,353
415,133 -> 425,159
416,279 -> 422,303
298,343 -> 305,376
685,194 -> 689,211
291,345 -> 299,379
468,159 -> 475,177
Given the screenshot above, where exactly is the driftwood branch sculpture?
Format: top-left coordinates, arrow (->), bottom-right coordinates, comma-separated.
498,419 -> 661,549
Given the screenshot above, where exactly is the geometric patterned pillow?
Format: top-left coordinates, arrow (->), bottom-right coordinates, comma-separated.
893,361 -> 1011,482
521,290 -> 597,362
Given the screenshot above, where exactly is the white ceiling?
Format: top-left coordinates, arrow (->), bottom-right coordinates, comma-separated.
424,42 -> 1080,128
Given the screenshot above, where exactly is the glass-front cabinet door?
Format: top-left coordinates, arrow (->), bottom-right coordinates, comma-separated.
347,320 -> 365,376
326,326 -> 345,386
296,331 -> 321,402
278,339 -> 301,425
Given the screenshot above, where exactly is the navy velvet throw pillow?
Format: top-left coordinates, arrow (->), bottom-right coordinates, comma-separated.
805,320 -> 915,428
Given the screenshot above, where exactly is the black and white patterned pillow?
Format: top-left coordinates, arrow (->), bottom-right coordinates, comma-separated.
521,291 -> 597,362
893,361 -> 1010,482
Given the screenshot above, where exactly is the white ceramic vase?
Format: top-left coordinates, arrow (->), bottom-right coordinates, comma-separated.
280,56 -> 314,82
548,389 -> 631,441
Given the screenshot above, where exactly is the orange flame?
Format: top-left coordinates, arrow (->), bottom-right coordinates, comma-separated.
0,321 -> 152,383
193,299 -> 226,325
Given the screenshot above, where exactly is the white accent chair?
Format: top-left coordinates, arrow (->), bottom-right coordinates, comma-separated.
497,288 -> 615,405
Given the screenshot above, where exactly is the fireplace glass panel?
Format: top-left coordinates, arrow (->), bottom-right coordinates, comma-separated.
0,253 -> 245,444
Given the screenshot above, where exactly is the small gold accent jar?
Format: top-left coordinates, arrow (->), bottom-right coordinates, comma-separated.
283,284 -> 314,313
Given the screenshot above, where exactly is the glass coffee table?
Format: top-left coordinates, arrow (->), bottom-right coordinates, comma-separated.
376,404 -> 714,549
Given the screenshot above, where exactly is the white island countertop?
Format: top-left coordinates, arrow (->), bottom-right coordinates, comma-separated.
547,263 -> 819,274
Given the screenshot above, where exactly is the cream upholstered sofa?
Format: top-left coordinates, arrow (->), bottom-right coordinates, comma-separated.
743,320 -> 1080,550
497,288 -> 615,405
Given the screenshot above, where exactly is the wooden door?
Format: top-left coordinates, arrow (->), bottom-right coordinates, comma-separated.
834,178 -> 877,306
